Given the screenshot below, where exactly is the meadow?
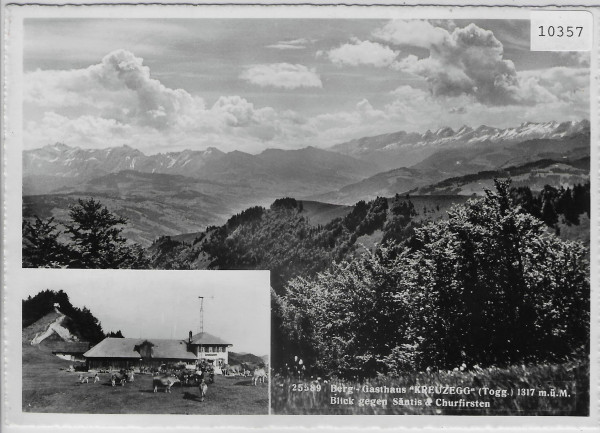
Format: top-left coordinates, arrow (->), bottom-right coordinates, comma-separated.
271,361 -> 589,415
22,344 -> 269,414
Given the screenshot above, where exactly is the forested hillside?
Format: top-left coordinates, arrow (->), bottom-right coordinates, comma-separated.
23,290 -> 119,345
277,181 -> 589,377
147,182 -> 589,285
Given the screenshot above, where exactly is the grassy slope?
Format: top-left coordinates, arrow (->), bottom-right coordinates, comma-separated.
22,344 -> 268,414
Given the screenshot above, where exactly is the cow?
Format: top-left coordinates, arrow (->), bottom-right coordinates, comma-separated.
126,371 -> 135,382
193,372 -> 201,386
224,364 -> 243,376
178,370 -> 198,386
93,373 -> 100,383
242,362 -> 265,375
77,374 -> 90,384
252,368 -> 267,386
111,373 -> 127,387
198,379 -> 208,402
153,375 -> 180,393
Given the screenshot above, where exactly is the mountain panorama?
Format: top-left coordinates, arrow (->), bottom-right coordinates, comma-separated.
23,119 -> 590,245
24,119 -> 589,187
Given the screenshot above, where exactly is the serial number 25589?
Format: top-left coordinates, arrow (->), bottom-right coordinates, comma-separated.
290,383 -> 322,392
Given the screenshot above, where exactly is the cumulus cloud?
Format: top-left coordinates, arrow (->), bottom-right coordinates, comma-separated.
25,49 -> 205,129
386,22 -> 526,105
23,50 -> 320,153
266,38 -> 312,50
24,112 -> 135,149
23,47 -> 589,154
239,63 -> 322,89
518,67 -> 589,106
559,52 -> 590,67
373,20 -> 568,107
373,20 -> 449,49
320,39 -> 399,67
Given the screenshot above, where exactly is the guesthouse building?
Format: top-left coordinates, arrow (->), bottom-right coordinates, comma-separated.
83,331 -> 232,370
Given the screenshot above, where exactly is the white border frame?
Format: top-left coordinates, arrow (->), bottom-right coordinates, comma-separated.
2,2 -> 598,431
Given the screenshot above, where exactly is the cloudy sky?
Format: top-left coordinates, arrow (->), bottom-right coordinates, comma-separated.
21,270 -> 271,355
24,19 -> 589,154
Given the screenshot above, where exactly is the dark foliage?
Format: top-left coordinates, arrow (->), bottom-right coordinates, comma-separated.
22,217 -> 70,267
22,198 -> 150,269
106,330 -> 125,338
271,197 -> 300,211
149,236 -> 198,270
226,206 -> 265,230
511,182 -> 590,227
382,194 -> 417,244
23,289 -> 106,345
278,180 -> 589,378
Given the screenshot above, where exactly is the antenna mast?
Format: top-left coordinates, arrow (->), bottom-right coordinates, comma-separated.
198,296 -> 204,334
198,295 -> 214,334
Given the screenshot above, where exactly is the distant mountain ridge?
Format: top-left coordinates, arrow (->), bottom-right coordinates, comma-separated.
409,157 -> 590,196
23,144 -> 377,196
330,119 -> 590,170
313,124 -> 590,205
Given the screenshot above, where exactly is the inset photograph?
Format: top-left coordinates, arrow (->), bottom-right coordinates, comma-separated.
21,270 -> 270,414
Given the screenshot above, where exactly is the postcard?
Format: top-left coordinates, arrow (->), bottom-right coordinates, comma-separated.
2,1 -> 598,431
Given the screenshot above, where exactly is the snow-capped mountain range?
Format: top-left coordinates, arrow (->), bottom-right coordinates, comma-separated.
23,143 -> 226,180
23,120 -> 589,197
23,143 -> 377,198
330,120 -> 590,170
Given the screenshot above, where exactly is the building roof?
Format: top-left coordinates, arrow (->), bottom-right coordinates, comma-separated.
189,332 -> 231,346
145,339 -> 198,360
83,338 -> 197,360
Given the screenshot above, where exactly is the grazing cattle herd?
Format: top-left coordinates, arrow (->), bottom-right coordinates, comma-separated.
69,360 -> 268,403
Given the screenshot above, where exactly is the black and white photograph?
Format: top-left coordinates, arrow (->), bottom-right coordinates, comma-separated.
18,14 -> 592,416
20,270 -> 270,414
1,2 -> 598,430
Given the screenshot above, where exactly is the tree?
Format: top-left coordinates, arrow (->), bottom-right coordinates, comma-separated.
106,330 -> 124,338
382,194 -> 417,244
278,180 -> 589,377
22,217 -> 69,267
22,198 -> 149,269
64,198 -> 149,268
540,185 -> 559,226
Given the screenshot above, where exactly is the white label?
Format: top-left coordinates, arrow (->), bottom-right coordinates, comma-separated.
531,10 -> 593,51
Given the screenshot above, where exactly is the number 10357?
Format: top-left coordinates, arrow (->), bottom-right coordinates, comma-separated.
538,25 -> 583,37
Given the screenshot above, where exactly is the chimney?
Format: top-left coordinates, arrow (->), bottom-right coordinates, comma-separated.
189,330 -> 192,343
